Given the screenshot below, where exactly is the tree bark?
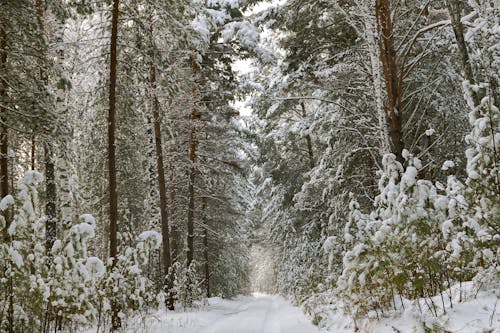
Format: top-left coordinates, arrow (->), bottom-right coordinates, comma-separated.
31,134 -> 36,170
186,59 -> 198,271
187,119 -> 197,270
149,43 -> 174,310
202,196 -> 210,298
169,156 -> 178,261
445,0 -> 480,106
36,0 -> 58,257
44,143 -> 57,255
0,25 -> 9,211
0,20 -> 13,333
108,0 -> 120,329
376,0 -> 405,165
364,1 -> 391,154
300,103 -> 314,169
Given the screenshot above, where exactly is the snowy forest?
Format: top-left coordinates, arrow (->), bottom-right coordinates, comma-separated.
0,0 -> 498,332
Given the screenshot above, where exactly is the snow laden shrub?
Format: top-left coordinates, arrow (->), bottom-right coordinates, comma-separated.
465,0 -> 499,98
0,171 -> 46,331
458,0 -> 500,291
45,214 -> 105,328
339,118 -> 499,321
100,231 -> 162,328
172,260 -> 204,309
437,96 -> 500,290
461,85 -> 500,291
338,153 -> 459,320
0,172 -> 104,332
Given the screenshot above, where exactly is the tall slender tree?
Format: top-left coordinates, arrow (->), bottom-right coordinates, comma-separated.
108,0 -> 120,329
35,0 -> 57,256
149,27 -> 174,309
445,0 -> 479,105
376,0 -> 405,164
186,59 -> 198,271
0,24 -> 8,217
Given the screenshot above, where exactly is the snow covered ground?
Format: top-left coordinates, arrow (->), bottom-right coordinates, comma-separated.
367,286 -> 500,333
329,283 -> 500,333
95,294 -> 335,333
86,287 -> 499,333
144,294 -> 332,333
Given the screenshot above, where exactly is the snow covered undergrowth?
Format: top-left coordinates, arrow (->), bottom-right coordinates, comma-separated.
360,288 -> 498,333
310,282 -> 499,333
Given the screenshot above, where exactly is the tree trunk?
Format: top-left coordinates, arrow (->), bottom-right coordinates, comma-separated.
187,119 -> 197,270
300,103 -> 314,169
31,134 -> 36,170
36,0 -> 58,257
169,156 -> 178,262
53,10 -> 74,230
202,196 -> 210,298
1,25 -> 9,221
0,21 -> 13,333
376,0 -> 405,165
149,44 -> 174,310
44,143 -> 57,255
186,59 -> 198,271
364,1 -> 391,154
168,151 -> 179,304
108,0 -> 120,329
445,0 -> 480,106
185,111 -> 197,305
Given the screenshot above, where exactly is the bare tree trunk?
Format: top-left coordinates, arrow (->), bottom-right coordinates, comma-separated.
149,43 -> 174,310
186,59 -> 198,272
169,156 -> 178,261
0,25 -> 9,225
0,21 -> 13,333
166,151 -> 179,304
202,196 -> 210,298
376,0 -> 405,164
300,103 -> 314,169
53,13 -> 74,230
44,143 -> 57,254
363,1 -> 391,154
31,134 -> 36,170
185,60 -> 199,304
185,114 -> 197,304
187,119 -> 197,269
445,0 -> 480,106
36,0 -> 58,258
108,0 -> 120,329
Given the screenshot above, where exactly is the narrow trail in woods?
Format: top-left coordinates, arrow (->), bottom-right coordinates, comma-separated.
146,294 -> 330,333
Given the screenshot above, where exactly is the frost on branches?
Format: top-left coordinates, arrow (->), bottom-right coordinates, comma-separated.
335,2 -> 499,327
340,121 -> 498,325
0,172 -> 163,332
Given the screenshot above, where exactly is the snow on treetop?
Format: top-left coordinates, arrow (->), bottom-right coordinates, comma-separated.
208,0 -> 241,8
71,221 -> 95,239
442,160 -> 455,170
86,257 -> 105,278
0,194 -> 14,211
80,214 -> 96,226
20,170 -> 44,186
138,230 -> 162,250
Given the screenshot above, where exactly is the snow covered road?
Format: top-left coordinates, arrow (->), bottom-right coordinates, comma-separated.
145,294 -> 327,333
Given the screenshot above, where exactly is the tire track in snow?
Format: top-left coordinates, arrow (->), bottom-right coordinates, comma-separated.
260,297 -> 281,333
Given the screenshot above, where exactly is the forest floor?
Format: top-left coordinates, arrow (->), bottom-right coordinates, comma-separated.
126,294 -> 336,333
86,286 -> 499,332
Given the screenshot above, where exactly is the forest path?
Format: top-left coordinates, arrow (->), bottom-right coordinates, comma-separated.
147,294 -> 328,333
